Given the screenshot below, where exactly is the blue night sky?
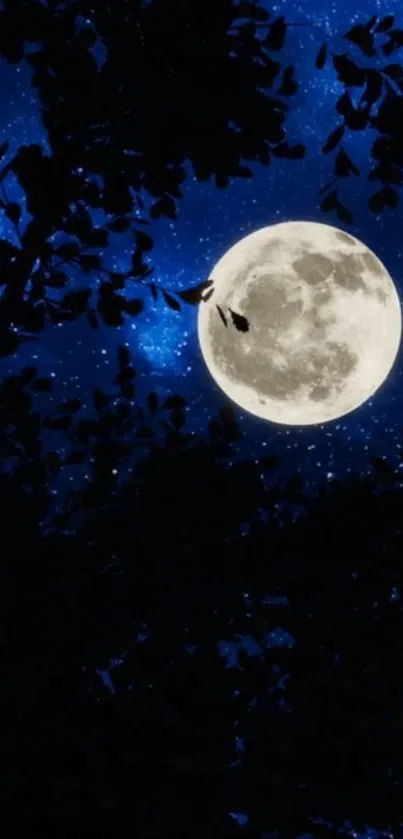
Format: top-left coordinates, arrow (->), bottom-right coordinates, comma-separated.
1,0 -> 403,501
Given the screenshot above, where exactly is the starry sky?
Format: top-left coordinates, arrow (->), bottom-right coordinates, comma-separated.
2,0 -> 403,498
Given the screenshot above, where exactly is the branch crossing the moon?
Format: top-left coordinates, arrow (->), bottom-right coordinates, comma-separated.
215,305 -> 250,333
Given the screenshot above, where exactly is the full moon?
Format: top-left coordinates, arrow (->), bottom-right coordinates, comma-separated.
197,221 -> 402,426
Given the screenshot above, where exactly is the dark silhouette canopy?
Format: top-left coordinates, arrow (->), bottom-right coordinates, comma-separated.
0,2 -> 401,355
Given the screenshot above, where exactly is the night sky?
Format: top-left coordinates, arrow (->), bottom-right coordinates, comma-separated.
2,0 -> 403,501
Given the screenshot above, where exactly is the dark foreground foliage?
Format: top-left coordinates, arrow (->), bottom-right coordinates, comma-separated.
1,351 -> 403,837
0,2 -> 402,355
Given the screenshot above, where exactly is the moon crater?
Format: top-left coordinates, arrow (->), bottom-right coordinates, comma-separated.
198,222 -> 401,425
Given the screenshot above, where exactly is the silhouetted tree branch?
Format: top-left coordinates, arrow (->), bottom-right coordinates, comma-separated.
0,4 -> 399,358
0,0 -> 308,353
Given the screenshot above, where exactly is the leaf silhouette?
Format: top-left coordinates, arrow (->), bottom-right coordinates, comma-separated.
380,27 -> 403,58
359,70 -> 383,108
384,63 -> 403,81
333,54 -> 366,86
368,162 -> 403,185
369,186 -> 399,213
5,202 -> 21,224
216,305 -> 228,327
344,105 -> 370,131
335,148 -> 360,177
121,298 -> 144,316
277,65 -> 298,96
107,217 -> 130,233
382,39 -> 397,57
97,290 -> 125,327
343,24 -> 376,58
177,281 -> 214,305
201,287 -> 215,303
384,64 -> 403,93
264,16 -> 286,51
163,291 -> 181,311
389,28 -> 403,45
108,271 -> 125,290
135,230 -> 154,252
322,124 -> 345,154
335,198 -> 353,225
315,42 -> 327,70
229,309 -> 249,332
320,191 -> 352,226
62,289 -> 92,314
0,140 -> 9,162
323,189 -> 354,224
150,195 -> 177,220
336,91 -> 353,117
320,189 -> 338,214
374,15 -> 395,33
149,283 -> 159,302
365,16 -> 378,31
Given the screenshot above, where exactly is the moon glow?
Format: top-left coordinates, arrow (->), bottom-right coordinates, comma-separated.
197,221 -> 402,426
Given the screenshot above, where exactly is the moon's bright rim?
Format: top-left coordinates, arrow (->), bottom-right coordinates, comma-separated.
197,221 -> 402,426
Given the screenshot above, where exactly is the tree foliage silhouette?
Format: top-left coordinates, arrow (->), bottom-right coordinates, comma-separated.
317,13 -> 403,221
0,4 -> 401,355
0,0 -> 307,356
2,345 -> 403,836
